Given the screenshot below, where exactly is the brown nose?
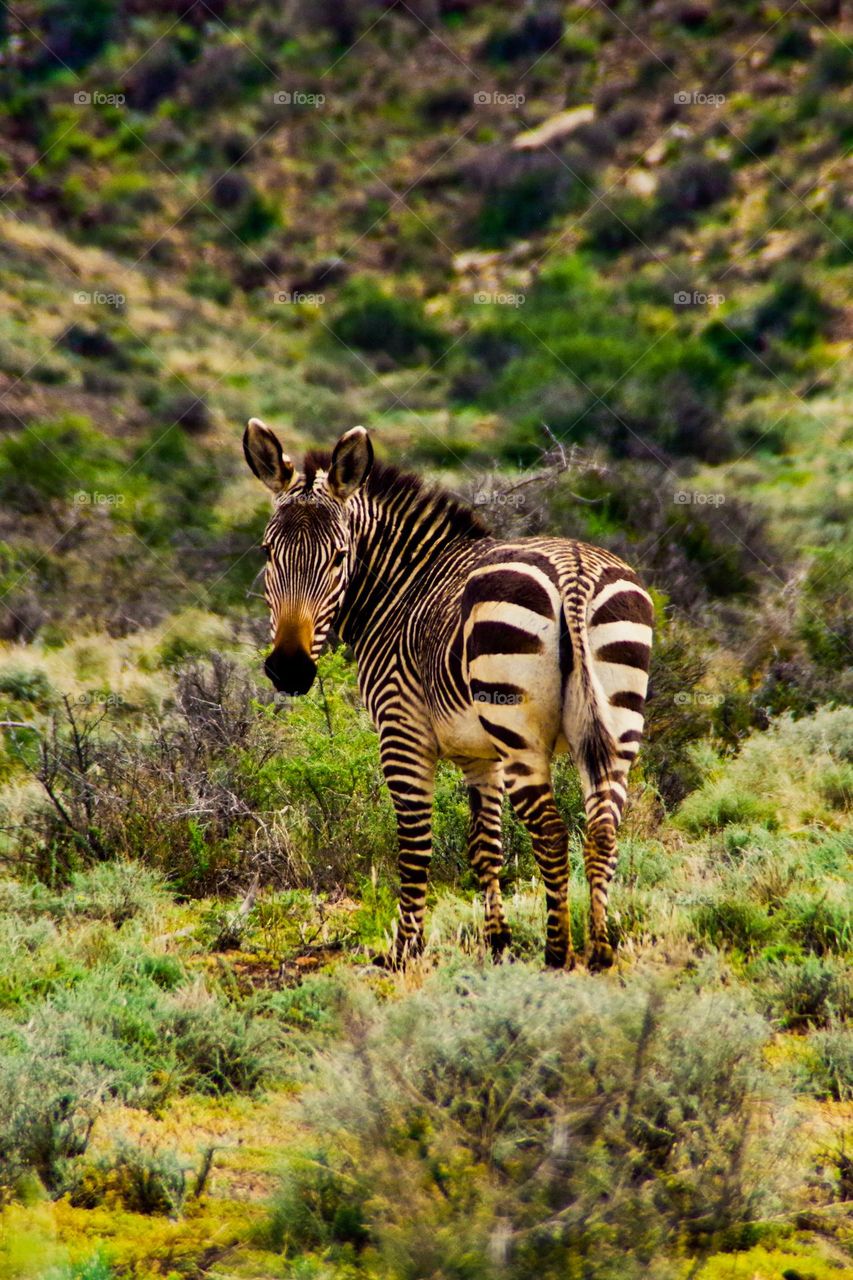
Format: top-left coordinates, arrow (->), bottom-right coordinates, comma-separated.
274,611 -> 314,656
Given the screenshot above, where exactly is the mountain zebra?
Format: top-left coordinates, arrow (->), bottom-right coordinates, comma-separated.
244,420 -> 653,970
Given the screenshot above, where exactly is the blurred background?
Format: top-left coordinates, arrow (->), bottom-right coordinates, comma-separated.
0,3 -> 851,1277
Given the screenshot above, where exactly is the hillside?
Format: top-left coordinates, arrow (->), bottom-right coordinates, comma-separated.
0,2 -> 850,1277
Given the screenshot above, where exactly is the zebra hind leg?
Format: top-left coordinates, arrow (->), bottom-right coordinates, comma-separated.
583,815 -> 620,971
503,759 -> 574,970
462,761 -> 511,959
578,757 -> 628,971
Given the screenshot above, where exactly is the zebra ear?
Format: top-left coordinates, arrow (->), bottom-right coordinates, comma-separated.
328,426 -> 373,501
243,418 -> 294,494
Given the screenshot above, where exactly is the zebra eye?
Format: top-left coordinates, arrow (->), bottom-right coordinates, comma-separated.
261,544 -> 271,560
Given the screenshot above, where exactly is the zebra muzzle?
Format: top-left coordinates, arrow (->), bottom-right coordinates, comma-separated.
264,646 -> 317,696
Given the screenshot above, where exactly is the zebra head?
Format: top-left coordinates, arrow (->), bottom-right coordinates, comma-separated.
243,418 -> 373,695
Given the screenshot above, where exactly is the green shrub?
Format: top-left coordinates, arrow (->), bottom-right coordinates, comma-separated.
641,615 -> 712,807
41,1256 -> 115,1280
60,864 -> 168,926
480,11 -> 564,63
164,983 -> 277,1095
656,156 -> 732,225
458,254 -> 730,464
584,193 -> 657,253
247,648 -> 398,889
269,967 -> 797,1274
781,890 -> 852,956
0,1052 -> 100,1197
771,23 -> 814,61
473,153 -> 578,248
37,0 -> 116,72
819,763 -> 853,811
186,263 -> 234,305
0,416 -> 124,514
799,546 -> 853,669
69,1140 -> 189,1216
331,280 -> 449,365
753,954 -> 853,1029
810,34 -> 853,89
0,915 -> 85,1012
739,106 -> 787,158
805,1022 -> 853,1101
691,895 -> 777,954
677,783 -> 777,834
676,707 -> 853,835
705,273 -> 832,366
0,669 -> 55,708
268,1150 -> 370,1256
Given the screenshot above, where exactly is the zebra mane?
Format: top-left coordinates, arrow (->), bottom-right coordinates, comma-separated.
302,450 -> 490,541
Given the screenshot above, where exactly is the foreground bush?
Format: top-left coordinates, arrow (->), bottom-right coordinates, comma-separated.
269,965 -> 798,1278
0,910 -> 283,1200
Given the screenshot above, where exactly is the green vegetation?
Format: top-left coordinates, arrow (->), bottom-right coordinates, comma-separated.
0,0 -> 850,1274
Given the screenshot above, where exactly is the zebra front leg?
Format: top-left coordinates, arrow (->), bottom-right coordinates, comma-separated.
462,761 -> 511,959
379,734 -> 436,968
504,761 -> 574,970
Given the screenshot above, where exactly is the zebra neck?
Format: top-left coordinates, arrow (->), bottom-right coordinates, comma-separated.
337,493 -> 485,647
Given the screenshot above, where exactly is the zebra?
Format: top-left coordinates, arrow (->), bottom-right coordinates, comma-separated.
243,418 -> 653,971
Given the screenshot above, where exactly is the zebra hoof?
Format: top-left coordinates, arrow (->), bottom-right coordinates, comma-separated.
588,941 -> 615,972
370,939 -> 423,970
489,928 -> 513,960
544,945 -> 572,970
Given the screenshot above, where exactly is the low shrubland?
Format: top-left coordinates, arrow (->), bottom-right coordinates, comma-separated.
0,861 -> 352,1207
